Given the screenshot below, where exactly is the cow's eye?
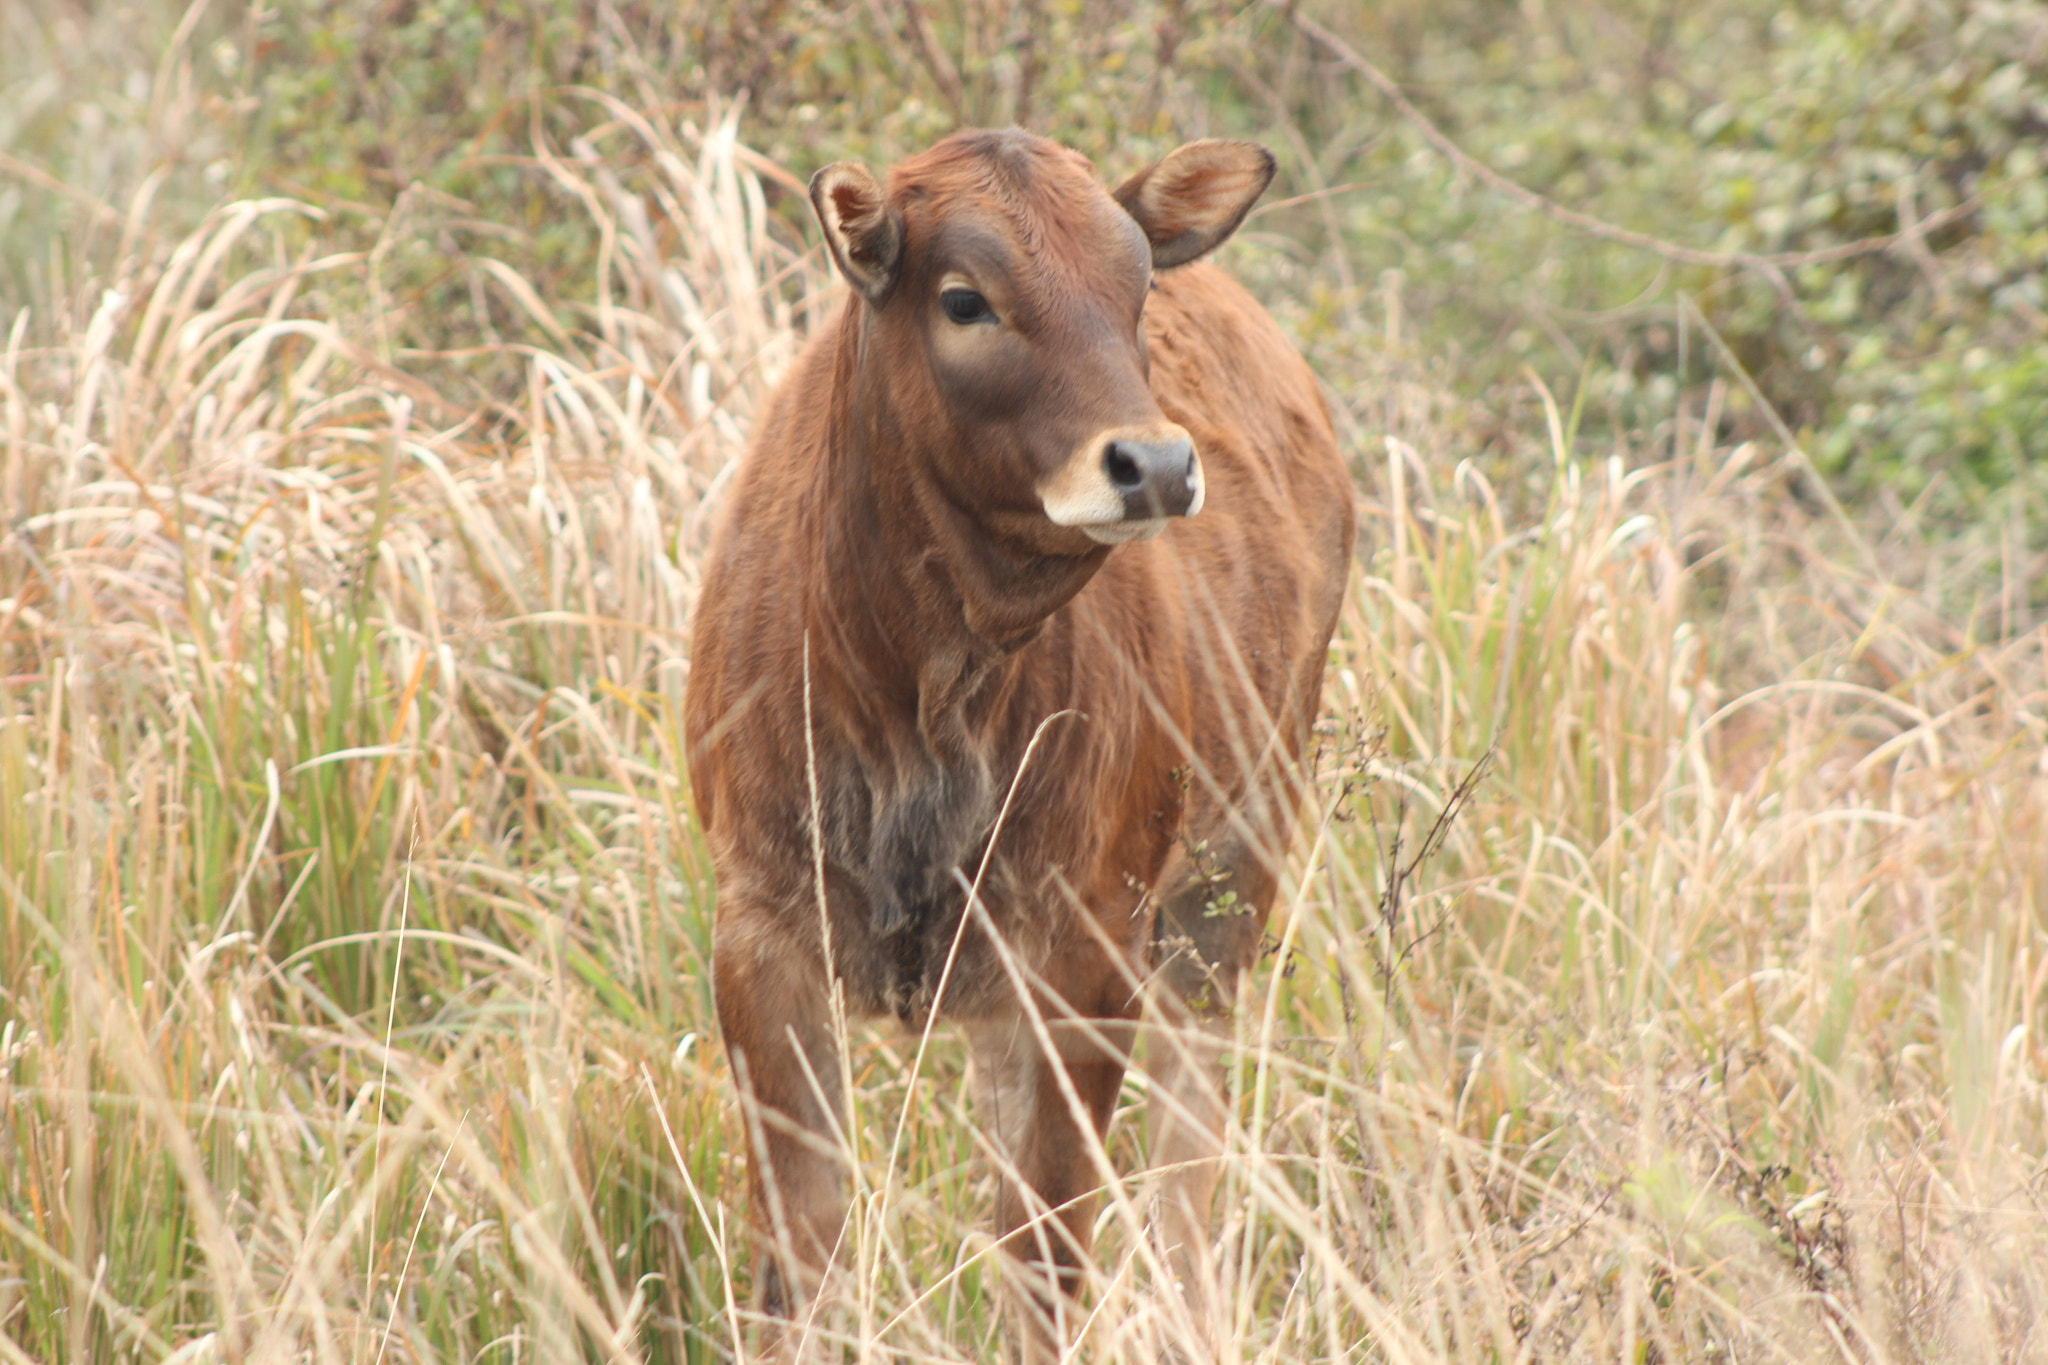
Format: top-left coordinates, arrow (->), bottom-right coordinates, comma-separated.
940,288 -> 993,325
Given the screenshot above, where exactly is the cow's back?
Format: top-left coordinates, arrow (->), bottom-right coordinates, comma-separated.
1113,262 -> 1355,992
1126,262 -> 1349,768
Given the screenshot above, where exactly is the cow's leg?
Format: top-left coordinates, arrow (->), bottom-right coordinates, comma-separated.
713,909 -> 847,1348
967,999 -> 1135,1365
1145,996 -> 1234,1346
1147,837 -> 1280,1344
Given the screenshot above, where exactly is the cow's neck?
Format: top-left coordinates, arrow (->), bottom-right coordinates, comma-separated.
808,314 -> 1106,754
796,313 -> 1115,957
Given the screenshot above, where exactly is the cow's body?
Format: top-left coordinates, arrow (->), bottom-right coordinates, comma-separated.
685,130 -> 1353,1357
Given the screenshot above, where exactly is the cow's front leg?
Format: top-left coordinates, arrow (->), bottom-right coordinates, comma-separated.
967,1000 -> 1136,1364
713,907 -> 848,1341
1145,999 -> 1234,1347
1147,836 -> 1279,1343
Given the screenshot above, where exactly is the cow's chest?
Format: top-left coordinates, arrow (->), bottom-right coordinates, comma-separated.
814,710 -> 1156,1022
848,746 -> 998,936
809,738 -> 998,1011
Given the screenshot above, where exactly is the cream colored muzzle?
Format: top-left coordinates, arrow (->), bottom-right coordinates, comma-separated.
1039,423 -> 1204,544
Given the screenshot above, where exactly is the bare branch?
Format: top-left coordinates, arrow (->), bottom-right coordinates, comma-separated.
1275,1 -> 1980,294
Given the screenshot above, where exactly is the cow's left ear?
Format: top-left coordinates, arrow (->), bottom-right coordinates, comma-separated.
1113,140 -> 1276,270
811,161 -> 904,304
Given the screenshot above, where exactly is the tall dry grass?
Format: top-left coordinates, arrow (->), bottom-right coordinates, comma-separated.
4,73 -> 2047,1365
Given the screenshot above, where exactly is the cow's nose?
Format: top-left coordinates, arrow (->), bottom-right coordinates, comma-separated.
1102,436 -> 1199,519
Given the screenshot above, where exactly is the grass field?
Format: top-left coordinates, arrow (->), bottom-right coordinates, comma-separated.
5,8 -> 2048,1364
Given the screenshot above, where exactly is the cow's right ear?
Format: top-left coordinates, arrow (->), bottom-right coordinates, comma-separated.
811,162 -> 903,305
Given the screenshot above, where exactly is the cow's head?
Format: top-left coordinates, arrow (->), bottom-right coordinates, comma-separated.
809,131 -> 1274,551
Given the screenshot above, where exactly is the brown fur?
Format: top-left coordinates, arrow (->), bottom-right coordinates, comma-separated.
685,129 -> 1354,1356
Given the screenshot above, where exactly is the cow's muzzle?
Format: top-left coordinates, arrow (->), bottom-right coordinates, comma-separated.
1039,422 -> 1204,543
1102,434 -> 1198,520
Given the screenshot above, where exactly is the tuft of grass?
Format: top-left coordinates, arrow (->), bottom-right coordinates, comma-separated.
1,102 -> 802,1363
4,25 -> 2047,1365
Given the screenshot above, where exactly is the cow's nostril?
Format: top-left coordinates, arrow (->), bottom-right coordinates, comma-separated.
1104,442 -> 1143,491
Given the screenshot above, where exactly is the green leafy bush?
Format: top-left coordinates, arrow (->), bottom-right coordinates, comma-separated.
1263,0 -> 2048,516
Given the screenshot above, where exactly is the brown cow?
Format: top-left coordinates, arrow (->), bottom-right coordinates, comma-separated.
684,128 -> 1353,1358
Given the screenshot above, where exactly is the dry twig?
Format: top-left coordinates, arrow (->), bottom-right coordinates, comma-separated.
1276,1 -> 1980,299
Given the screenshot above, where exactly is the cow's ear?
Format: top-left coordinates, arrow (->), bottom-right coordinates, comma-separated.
1113,140 -> 1276,269
811,161 -> 903,304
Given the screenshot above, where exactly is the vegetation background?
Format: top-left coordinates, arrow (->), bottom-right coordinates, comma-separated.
3,0 -> 2045,1360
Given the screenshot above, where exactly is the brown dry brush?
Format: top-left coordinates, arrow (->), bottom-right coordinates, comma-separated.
3,34 -> 2048,1365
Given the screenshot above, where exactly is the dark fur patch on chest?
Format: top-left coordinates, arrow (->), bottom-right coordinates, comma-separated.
864,756 -> 997,940
815,744 -> 1000,1017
